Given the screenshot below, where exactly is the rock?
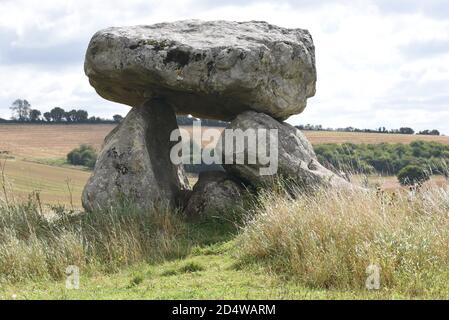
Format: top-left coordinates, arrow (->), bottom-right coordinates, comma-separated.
183,171 -> 244,217
218,111 -> 354,190
85,20 -> 316,121
82,99 -> 190,212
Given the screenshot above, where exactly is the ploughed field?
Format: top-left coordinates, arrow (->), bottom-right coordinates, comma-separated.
0,123 -> 448,206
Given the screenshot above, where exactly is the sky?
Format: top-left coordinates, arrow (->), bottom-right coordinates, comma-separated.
0,0 -> 448,134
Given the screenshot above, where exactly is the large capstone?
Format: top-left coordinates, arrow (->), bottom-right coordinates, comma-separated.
85,20 -> 316,121
218,111 -> 353,190
82,99 -> 190,212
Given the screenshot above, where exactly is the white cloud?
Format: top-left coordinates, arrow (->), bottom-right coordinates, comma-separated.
0,0 -> 448,134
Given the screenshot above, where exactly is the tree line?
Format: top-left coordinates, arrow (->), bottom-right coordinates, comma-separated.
2,99 -> 230,126
3,99 -> 441,136
315,141 -> 449,176
296,124 -> 441,136
3,99 -> 124,123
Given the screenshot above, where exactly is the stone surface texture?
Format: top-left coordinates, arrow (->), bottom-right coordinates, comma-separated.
183,171 -> 244,216
82,99 -> 189,212
219,111 -> 354,190
85,20 -> 316,121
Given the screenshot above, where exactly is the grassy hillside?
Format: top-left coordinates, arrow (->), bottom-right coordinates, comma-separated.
0,159 -> 89,207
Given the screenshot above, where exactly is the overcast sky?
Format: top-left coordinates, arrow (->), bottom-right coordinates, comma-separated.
1,0 -> 448,134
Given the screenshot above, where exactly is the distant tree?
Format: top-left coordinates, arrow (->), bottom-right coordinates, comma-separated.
399,127 -> 415,135
113,114 -> 124,123
64,109 -> 78,122
29,109 -> 42,122
67,144 -> 97,169
88,116 -> 103,123
43,112 -> 52,122
397,165 -> 430,186
74,110 -> 89,122
49,107 -> 66,122
418,129 -> 440,136
10,99 -> 31,121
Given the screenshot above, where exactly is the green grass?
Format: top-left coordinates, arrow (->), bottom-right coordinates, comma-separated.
0,184 -> 448,300
1,243 -> 433,300
23,157 -> 94,171
0,158 -> 90,206
24,157 -> 68,167
237,187 -> 449,298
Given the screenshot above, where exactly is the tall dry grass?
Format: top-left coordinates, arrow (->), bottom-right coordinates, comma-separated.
238,185 -> 449,294
0,195 -> 186,283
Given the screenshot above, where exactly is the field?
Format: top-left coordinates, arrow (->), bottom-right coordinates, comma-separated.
304,130 -> 449,145
0,123 -> 448,207
0,159 -> 90,207
1,124 -> 448,159
0,124 -> 113,159
0,123 -> 448,300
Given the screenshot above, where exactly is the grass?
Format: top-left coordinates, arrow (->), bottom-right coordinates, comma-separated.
0,123 -> 448,299
0,253 -> 401,300
0,158 -> 89,207
0,181 -> 448,299
0,193 -> 242,285
1,245 -> 446,299
237,186 -> 449,297
352,174 -> 448,191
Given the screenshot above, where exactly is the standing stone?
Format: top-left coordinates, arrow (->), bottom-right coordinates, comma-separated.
219,111 -> 354,190
183,171 -> 244,217
84,20 -> 316,121
82,99 -> 189,212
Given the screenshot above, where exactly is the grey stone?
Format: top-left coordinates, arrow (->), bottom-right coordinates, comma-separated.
82,99 -> 190,212
219,111 -> 354,190
85,20 -> 316,121
183,171 -> 244,217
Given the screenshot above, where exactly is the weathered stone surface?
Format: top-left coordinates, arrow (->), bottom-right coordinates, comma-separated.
85,20 -> 316,121
219,111 -> 354,190
183,171 -> 244,217
82,99 -> 190,212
